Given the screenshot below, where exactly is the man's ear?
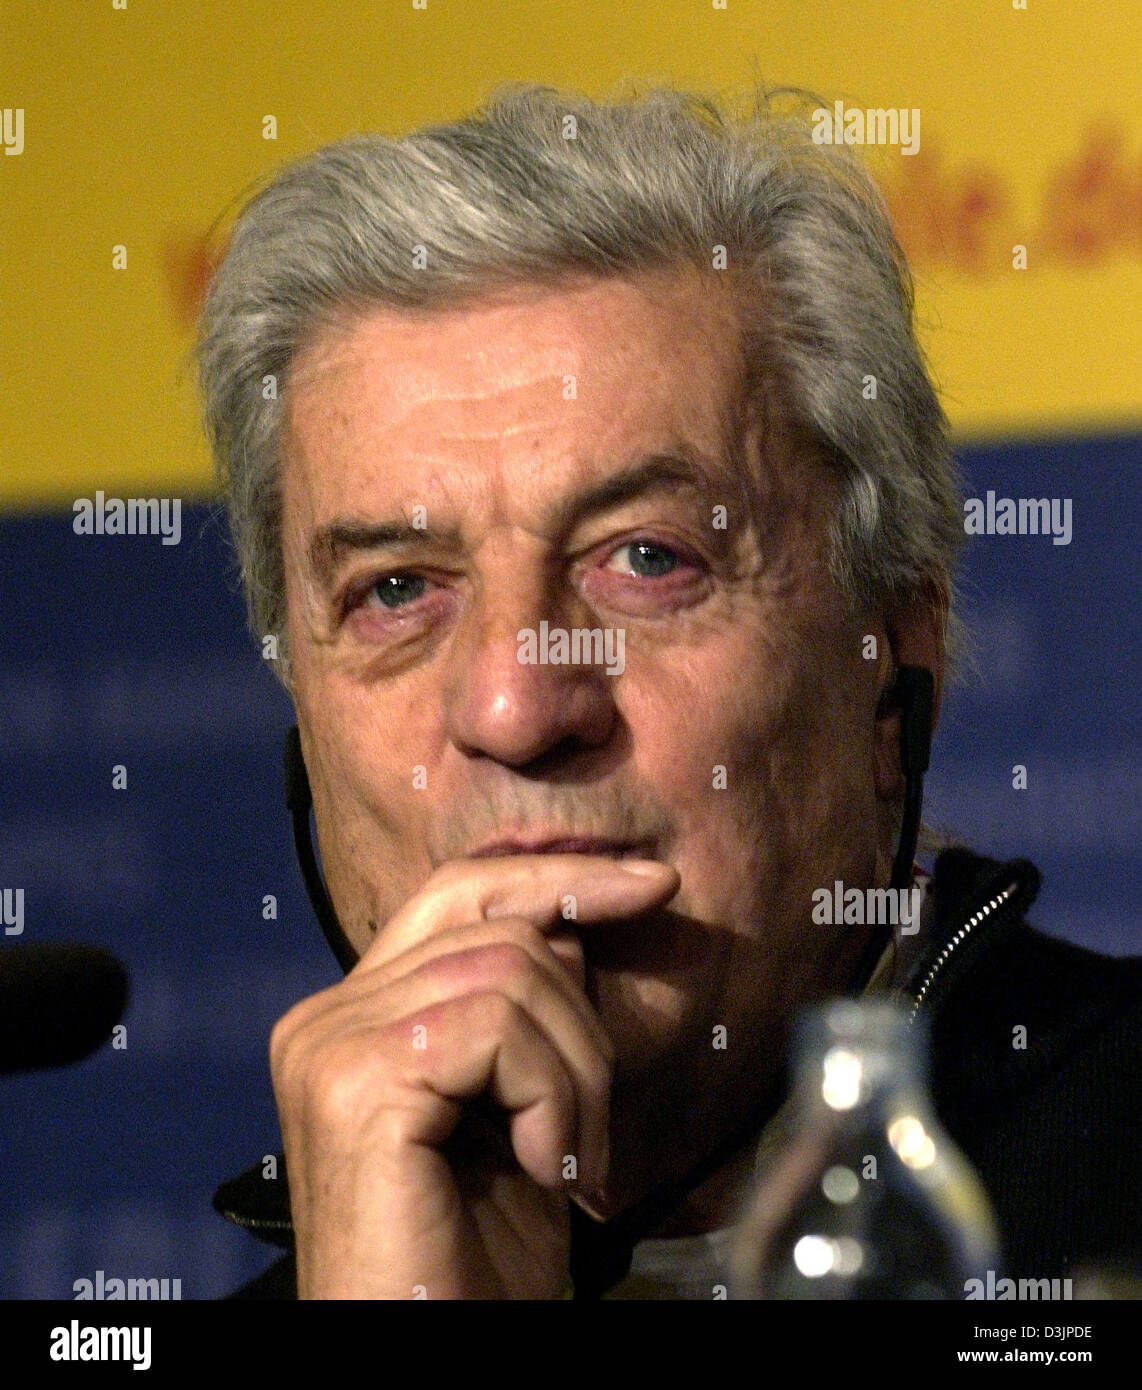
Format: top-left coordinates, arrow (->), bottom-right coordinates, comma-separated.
873,583 -> 948,801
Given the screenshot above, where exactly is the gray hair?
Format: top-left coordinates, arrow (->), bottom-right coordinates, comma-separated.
195,82 -> 965,688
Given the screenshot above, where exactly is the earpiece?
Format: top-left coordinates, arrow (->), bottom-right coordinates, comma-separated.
284,727 -> 360,974
893,665 -> 935,779
849,664 -> 936,996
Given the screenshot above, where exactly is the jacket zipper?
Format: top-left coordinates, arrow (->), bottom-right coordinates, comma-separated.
907,878 -> 1021,1025
219,1210 -> 293,1236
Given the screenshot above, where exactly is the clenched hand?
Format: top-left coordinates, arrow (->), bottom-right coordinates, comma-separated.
269,854 -> 679,1299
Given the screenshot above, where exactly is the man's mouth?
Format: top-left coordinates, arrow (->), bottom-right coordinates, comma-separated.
469,836 -> 653,860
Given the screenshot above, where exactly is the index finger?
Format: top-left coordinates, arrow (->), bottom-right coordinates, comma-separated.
355,854 -> 679,974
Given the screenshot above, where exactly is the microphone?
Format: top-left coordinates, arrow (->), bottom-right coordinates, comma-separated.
0,943 -> 129,1073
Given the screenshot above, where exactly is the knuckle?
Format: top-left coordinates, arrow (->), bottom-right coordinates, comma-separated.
484,945 -> 547,1020
424,858 -> 466,897
268,986 -> 341,1083
477,939 -> 538,985
494,916 -> 547,954
469,988 -> 526,1037
370,1102 -> 423,1154
422,939 -> 539,1002
307,1037 -> 385,1128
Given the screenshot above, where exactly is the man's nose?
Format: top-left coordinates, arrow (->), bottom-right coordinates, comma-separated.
442,584 -> 620,767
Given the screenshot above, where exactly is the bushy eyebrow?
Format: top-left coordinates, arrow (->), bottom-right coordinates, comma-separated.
306,445 -> 725,583
549,449 -> 720,528
307,516 -> 460,584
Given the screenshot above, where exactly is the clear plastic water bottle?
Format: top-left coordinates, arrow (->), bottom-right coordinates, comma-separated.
728,999 -> 999,1299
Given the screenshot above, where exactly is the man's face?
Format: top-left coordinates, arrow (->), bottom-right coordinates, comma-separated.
280,266 -> 889,1140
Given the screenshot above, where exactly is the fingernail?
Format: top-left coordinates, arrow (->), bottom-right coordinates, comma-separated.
569,1188 -> 609,1223
621,859 -> 674,878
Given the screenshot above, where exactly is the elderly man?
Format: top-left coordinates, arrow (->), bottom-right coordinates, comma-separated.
199,86 -> 1141,1299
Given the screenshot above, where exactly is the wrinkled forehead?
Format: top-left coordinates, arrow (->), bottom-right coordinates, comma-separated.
278,268 -> 803,540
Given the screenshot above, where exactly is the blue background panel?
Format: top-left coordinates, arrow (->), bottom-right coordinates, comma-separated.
0,433 -> 1139,1298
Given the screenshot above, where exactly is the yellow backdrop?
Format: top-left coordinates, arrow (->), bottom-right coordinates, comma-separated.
1,0 -> 1139,509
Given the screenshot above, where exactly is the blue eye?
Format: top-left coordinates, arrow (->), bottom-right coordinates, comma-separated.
368,574 -> 428,609
609,541 -> 681,578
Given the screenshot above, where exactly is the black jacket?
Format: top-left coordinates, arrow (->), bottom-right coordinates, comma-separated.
213,846 -> 1142,1298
